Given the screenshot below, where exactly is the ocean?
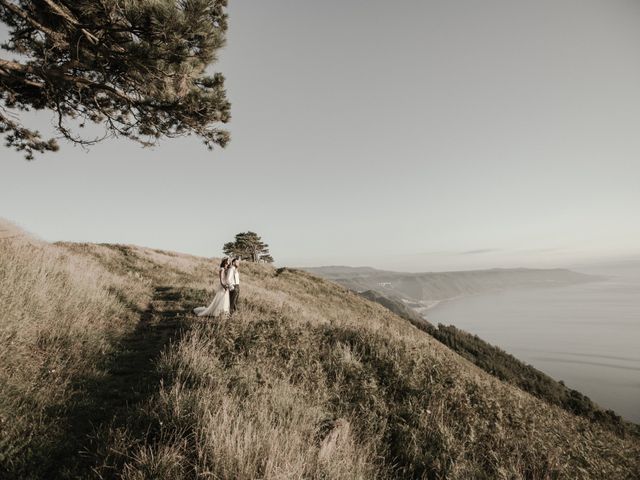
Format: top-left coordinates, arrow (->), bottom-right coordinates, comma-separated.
426,265 -> 640,424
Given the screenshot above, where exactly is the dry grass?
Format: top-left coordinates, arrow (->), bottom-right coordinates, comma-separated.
90,254 -> 639,480
1,232 -> 639,479
0,222 -> 150,477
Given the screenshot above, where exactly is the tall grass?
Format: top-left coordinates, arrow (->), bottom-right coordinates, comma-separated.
2,231 -> 639,479
0,222 -> 149,477
93,260 -> 640,480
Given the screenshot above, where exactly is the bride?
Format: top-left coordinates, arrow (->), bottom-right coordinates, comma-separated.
193,257 -> 231,317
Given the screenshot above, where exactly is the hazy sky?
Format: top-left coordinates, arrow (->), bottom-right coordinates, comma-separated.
2,1 -> 640,271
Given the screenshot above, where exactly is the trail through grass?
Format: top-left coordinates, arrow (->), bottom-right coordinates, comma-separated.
57,285 -> 191,478
3,233 -> 639,479
4,282 -> 194,479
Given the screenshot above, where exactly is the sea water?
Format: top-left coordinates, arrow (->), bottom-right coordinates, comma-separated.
426,265 -> 640,423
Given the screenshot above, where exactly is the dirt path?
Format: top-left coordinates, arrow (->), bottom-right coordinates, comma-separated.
49,284 -> 193,479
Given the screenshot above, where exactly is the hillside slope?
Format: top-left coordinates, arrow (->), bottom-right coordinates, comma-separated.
1,233 -> 638,479
359,288 -> 635,434
357,289 -> 636,436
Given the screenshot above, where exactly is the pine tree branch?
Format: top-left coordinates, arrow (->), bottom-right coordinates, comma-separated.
0,58 -> 134,104
1,0 -> 231,158
41,0 -> 78,26
0,0 -> 66,43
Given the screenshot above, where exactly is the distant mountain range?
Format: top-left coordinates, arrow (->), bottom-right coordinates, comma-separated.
302,266 -> 601,314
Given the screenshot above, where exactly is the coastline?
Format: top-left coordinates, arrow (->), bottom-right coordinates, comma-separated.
422,277 -> 640,424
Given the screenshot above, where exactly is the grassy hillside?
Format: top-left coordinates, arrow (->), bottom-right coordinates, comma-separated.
1,229 -> 639,479
358,290 -> 638,437
0,223 -> 151,478
359,289 -> 434,327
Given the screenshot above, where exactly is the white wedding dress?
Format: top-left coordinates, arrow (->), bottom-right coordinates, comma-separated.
193,267 -> 230,317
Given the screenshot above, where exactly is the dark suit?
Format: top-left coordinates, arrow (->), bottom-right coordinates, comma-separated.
230,284 -> 240,313
228,265 -> 240,313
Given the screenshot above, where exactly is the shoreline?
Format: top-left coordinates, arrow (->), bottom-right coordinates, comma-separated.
420,277 -> 640,424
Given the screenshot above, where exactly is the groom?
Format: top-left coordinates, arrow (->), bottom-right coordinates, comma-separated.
228,257 -> 241,314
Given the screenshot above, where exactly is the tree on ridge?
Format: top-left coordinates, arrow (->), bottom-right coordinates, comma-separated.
0,0 -> 230,159
223,232 -> 274,263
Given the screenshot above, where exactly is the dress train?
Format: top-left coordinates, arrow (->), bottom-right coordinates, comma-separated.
193,286 -> 230,317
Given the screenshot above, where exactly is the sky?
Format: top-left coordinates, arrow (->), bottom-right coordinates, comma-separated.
2,0 -> 640,272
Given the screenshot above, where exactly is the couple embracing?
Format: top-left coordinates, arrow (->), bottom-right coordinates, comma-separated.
193,257 -> 241,317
